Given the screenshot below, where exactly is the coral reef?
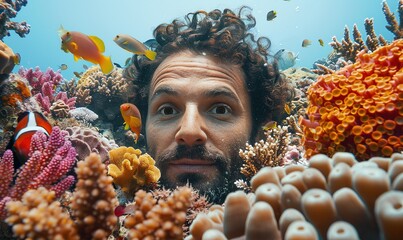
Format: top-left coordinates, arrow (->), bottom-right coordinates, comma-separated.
0,126 -> 76,220
70,66 -> 136,131
0,74 -> 32,109
239,126 -> 292,180
0,40 -> 18,78
65,126 -> 117,163
107,146 -> 161,198
18,67 -> 76,115
123,187 -> 192,240
4,153 -> 119,239
5,187 -> 78,239
317,0 -> 402,74
69,107 -> 99,123
187,152 -> 403,240
382,0 -> 403,40
0,0 -> 30,40
71,153 -> 118,239
300,39 -> 403,160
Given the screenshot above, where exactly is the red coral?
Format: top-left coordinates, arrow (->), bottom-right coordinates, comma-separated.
300,39 -> 403,161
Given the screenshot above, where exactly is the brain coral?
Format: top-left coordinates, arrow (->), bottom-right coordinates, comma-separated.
300,39 -> 403,160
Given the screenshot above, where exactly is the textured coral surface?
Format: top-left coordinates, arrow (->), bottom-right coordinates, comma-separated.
301,39 -> 403,160
108,146 -> 160,195
187,152 -> 403,240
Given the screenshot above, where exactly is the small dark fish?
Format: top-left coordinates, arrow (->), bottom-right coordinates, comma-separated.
113,62 -> 122,68
59,64 -> 68,70
73,71 -> 82,78
125,57 -> 132,66
302,39 -> 312,47
143,39 -> 159,50
318,39 -> 324,46
267,10 -> 277,21
83,64 -> 88,70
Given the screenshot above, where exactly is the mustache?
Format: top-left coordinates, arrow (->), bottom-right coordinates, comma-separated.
157,145 -> 226,164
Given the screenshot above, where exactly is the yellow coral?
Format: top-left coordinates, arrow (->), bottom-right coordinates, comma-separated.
107,147 -> 161,194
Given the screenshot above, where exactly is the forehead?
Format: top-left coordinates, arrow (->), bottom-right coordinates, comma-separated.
149,51 -> 248,97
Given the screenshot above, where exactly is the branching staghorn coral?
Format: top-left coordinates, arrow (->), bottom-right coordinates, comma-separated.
107,146 -> 160,198
382,0 -> 403,40
328,0 -> 401,67
187,151 -> 403,240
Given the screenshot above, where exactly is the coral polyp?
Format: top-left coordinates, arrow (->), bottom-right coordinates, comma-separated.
301,39 -> 403,160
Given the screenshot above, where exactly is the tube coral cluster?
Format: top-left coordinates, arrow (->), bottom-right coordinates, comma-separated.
187,152 -> 403,240
300,39 -> 403,160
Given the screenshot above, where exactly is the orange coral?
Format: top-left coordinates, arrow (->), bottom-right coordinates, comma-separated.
300,39 -> 403,160
107,147 -> 161,195
0,77 -> 31,107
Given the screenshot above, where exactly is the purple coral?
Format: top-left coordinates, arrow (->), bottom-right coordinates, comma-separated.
18,67 -> 63,95
0,126 -> 76,220
18,67 -> 76,114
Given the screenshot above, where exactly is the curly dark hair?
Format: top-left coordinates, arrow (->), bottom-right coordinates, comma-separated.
125,6 -> 295,139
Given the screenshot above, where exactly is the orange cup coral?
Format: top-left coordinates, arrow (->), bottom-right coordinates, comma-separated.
300,39 -> 403,160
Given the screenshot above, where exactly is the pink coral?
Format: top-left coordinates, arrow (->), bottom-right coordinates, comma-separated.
18,67 -> 76,114
0,126 -> 76,220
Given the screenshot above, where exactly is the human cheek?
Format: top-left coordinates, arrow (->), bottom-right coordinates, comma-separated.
146,120 -> 175,155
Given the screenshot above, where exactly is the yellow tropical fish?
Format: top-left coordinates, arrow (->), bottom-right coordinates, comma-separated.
120,103 -> 142,143
59,26 -> 113,74
318,39 -> 324,47
114,34 -> 157,60
262,121 -> 277,131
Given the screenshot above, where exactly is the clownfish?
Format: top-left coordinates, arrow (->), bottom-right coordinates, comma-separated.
120,103 -> 142,144
7,111 -> 52,168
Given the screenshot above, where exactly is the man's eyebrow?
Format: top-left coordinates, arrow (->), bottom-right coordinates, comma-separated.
150,86 -> 179,102
203,87 -> 239,102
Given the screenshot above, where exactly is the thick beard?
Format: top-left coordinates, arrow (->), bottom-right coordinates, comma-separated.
153,144 -> 244,204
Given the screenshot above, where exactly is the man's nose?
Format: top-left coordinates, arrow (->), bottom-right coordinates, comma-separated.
175,105 -> 207,146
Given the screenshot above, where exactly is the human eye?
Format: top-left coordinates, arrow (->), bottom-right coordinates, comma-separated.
209,103 -> 232,115
157,104 -> 179,117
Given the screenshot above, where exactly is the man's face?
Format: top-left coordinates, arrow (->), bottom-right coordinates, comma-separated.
146,51 -> 252,203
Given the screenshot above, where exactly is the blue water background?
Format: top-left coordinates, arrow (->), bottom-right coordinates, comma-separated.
6,0 -> 394,80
